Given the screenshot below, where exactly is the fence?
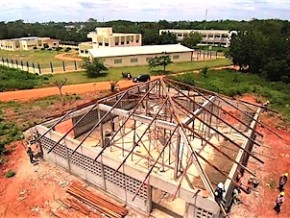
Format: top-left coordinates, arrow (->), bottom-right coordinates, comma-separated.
192,50 -> 218,61
0,57 -> 84,74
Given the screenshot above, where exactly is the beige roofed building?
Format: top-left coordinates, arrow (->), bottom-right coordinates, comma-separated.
88,44 -> 193,67
0,37 -> 59,51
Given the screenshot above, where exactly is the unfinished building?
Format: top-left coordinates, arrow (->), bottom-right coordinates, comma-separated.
32,78 -> 263,217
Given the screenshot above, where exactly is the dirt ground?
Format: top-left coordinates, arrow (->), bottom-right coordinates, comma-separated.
228,95 -> 290,218
0,78 -> 142,102
54,52 -> 82,62
0,142 -> 145,218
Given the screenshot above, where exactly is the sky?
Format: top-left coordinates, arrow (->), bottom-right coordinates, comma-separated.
0,0 -> 290,22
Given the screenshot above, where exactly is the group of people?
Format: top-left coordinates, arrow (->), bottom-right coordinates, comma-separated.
121,72 -> 132,80
274,173 -> 288,214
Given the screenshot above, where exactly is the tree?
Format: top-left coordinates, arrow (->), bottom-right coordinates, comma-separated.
148,55 -> 172,73
158,32 -> 178,45
181,31 -> 202,48
54,78 -> 67,95
82,58 -> 108,78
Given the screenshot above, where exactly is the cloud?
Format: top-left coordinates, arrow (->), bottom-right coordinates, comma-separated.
0,0 -> 289,22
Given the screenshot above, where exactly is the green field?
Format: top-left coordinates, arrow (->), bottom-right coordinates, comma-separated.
170,69 -> 290,122
51,58 -> 232,85
0,50 -> 79,67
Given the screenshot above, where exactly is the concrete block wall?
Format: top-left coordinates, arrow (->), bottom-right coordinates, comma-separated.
37,119 -> 220,217
38,127 -> 148,212
224,108 -> 260,209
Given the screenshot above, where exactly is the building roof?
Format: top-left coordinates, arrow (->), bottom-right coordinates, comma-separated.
160,29 -> 237,34
88,44 -> 193,58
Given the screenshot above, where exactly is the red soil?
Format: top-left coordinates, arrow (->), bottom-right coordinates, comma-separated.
0,76 -> 163,102
229,95 -> 290,218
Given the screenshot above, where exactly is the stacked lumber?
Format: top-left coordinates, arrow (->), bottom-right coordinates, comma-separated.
67,182 -> 128,218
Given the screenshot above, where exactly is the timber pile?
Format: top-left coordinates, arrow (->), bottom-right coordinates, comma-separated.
67,182 -> 128,218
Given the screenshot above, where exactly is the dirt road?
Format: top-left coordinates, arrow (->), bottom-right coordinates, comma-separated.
0,78 -> 160,102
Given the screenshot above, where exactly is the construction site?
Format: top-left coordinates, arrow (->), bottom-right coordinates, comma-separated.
29,78 -> 264,218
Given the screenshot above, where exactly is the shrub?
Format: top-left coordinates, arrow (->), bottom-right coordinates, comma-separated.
47,48 -> 52,51
55,47 -> 62,51
200,67 -> 209,78
33,46 -> 38,50
5,170 -> 16,178
75,48 -> 79,51
64,48 -> 70,52
40,48 -> 45,51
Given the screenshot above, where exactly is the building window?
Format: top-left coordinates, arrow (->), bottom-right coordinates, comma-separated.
85,50 -> 88,54
114,59 -> 122,64
173,55 -> 179,60
121,41 -> 124,45
105,43 -> 109,46
99,42 -> 103,46
146,57 -> 152,62
126,41 -> 129,44
130,58 -> 138,63
115,42 -> 119,46
80,50 -> 84,53
136,40 -> 139,43
177,33 -> 182,37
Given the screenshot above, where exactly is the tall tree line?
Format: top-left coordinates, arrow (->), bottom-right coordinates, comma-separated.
1,19 -> 289,45
227,19 -> 290,83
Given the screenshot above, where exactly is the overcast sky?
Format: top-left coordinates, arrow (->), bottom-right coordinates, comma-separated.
1,0 -> 290,22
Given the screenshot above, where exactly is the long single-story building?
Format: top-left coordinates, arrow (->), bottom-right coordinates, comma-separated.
159,29 -> 237,47
88,44 -> 194,67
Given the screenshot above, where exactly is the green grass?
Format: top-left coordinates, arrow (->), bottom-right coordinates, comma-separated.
0,94 -> 85,157
50,58 -> 232,85
0,66 -> 52,91
0,50 -> 79,67
170,69 -> 290,122
5,170 -> 16,178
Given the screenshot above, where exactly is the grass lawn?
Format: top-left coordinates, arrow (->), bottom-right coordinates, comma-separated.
0,50 -> 79,67
170,69 -> 290,122
50,58 -> 232,85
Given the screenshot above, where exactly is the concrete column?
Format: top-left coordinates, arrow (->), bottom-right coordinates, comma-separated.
146,185 -> 153,213
98,109 -> 107,189
174,133 -> 181,179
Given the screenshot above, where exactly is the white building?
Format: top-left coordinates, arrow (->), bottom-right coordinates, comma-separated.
159,29 -> 237,47
79,27 -> 142,57
88,44 -> 193,67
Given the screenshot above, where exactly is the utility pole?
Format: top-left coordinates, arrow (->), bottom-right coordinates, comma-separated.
204,8 -> 208,30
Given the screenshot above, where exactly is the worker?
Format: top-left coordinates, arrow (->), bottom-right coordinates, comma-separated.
262,100 -> 270,112
26,146 -> 34,164
111,119 -> 115,132
279,173 -> 288,192
236,172 -> 243,193
274,192 -> 285,214
214,182 -> 226,204
232,187 -> 241,205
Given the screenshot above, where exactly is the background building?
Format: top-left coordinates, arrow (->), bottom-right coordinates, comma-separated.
88,44 -> 193,67
79,27 -> 142,57
0,37 -> 60,51
88,27 -> 142,49
159,29 -> 237,47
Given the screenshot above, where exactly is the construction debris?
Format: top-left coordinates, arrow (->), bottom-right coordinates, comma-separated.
66,182 -> 128,218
